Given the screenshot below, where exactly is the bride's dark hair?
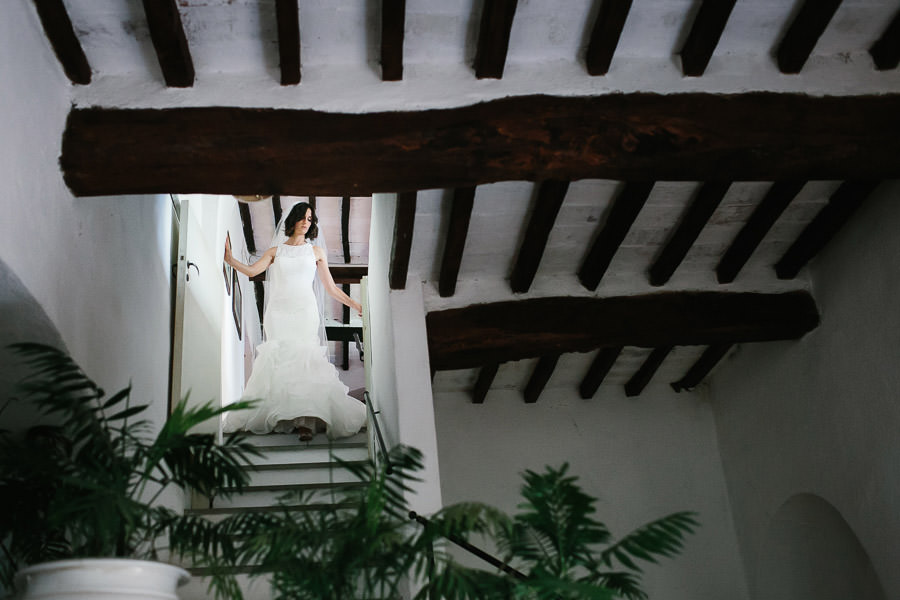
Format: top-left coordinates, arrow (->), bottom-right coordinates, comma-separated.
284,202 -> 318,239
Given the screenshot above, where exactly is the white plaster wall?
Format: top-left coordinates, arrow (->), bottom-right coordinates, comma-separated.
710,180 -> 900,600
366,195 -> 401,447
0,2 -> 172,441
433,383 -> 749,600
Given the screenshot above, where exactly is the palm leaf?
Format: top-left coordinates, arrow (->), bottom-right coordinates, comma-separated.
599,511 -> 699,571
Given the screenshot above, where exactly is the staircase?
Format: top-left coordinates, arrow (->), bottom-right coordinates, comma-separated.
178,430 -> 371,600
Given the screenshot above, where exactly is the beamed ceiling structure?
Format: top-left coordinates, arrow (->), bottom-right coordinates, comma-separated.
35,0 -> 900,403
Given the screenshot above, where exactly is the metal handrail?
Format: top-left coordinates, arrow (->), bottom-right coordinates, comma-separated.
363,391 -> 393,475
408,511 -> 528,581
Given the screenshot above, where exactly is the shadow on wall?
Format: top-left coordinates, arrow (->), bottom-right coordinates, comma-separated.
0,257 -> 66,431
758,493 -> 886,600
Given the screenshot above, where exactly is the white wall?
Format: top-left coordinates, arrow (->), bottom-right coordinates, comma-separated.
433,382 -> 749,600
0,2 -> 172,440
711,181 -> 900,600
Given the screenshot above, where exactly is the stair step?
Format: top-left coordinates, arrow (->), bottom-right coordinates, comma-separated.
237,432 -> 367,448
246,445 -> 369,466
211,481 -> 367,509
187,501 -> 356,520
242,462 -> 365,487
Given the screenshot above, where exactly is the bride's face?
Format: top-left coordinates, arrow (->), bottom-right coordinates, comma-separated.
298,209 -> 313,235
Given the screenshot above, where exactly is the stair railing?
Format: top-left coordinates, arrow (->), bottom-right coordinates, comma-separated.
408,510 -> 527,581
364,391 -> 393,475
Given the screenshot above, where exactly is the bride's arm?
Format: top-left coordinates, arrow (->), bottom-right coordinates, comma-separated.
314,246 -> 363,316
225,238 -> 276,277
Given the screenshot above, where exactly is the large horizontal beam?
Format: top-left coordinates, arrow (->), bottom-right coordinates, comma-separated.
426,291 -> 819,370
61,93 -> 900,196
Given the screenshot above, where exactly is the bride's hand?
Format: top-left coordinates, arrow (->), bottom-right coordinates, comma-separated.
352,300 -> 362,317
224,237 -> 233,265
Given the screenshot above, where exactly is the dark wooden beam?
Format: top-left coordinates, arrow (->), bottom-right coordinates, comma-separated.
332,264 -> 368,284
61,94 -> 900,196
585,0 -> 633,76
389,192 -> 416,290
679,0 -> 737,76
308,196 -> 316,210
426,291 -> 819,371
252,280 -> 265,327
671,344 -> 732,392
472,363 -> 500,404
325,325 -> 363,343
524,354 -> 561,404
341,196 -> 351,263
870,10 -> 900,71
716,181 -> 805,284
342,283 -> 351,370
381,0 -> 406,81
776,0 -> 842,74
275,0 -> 301,85
578,181 -> 653,291
271,194 -> 283,226
624,346 -> 673,397
237,202 -> 256,254
474,0 -> 518,79
775,180 -> 880,279
142,0 -> 194,87
648,181 -> 730,286
439,187 -> 476,297
579,346 -> 623,399
33,0 -> 91,85
510,181 -> 569,293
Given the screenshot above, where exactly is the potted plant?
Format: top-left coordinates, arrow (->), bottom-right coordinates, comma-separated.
0,343 -> 260,599
215,446 -> 699,600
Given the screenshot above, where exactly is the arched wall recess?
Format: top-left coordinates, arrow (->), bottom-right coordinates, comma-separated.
757,493 -> 887,600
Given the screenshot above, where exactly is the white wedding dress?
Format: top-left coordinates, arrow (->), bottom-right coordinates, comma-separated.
223,242 -> 367,439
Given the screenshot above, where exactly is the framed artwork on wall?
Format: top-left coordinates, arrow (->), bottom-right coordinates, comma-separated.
223,232 -> 232,295
232,267 -> 242,340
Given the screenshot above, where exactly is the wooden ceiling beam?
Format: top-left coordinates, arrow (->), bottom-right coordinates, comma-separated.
648,181 -> 730,287
510,181 -> 569,293
524,354 -> 561,404
61,94 -> 900,196
870,10 -> 900,71
474,0 -> 518,79
275,0 -> 301,85
341,196 -> 351,263
33,0 -> 91,85
142,0 -> 194,87
381,0 -> 406,81
578,181 -> 653,291
439,187 -> 476,298
427,291 -> 819,370
776,0 -> 842,74
585,0 -> 633,76
237,202 -> 257,255
472,363 -> 499,404
271,194 -> 283,226
389,192 -> 416,290
716,181 -> 805,284
579,346 -> 623,399
775,180 -> 880,280
679,0 -> 737,76
671,343 -> 732,392
624,346 -> 673,397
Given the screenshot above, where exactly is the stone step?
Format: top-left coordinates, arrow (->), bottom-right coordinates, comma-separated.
209,481 -> 367,510
242,460 -> 367,487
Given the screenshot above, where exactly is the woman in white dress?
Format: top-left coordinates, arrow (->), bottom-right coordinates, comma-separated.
223,202 -> 366,441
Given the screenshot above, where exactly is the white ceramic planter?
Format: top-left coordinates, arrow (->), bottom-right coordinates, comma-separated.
16,558 -> 190,600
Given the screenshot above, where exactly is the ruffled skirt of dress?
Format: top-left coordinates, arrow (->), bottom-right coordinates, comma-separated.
223,338 -> 366,439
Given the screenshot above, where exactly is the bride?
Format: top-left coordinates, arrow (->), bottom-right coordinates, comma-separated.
222,202 -> 366,441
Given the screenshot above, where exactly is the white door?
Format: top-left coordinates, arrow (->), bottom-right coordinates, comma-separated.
170,198 -> 223,434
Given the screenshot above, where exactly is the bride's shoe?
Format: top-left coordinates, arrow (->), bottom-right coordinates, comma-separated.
298,427 -> 314,442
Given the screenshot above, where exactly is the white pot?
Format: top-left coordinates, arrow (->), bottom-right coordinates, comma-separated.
16,559 -> 190,600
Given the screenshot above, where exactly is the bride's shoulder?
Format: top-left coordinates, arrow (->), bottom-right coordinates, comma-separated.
312,244 -> 326,261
